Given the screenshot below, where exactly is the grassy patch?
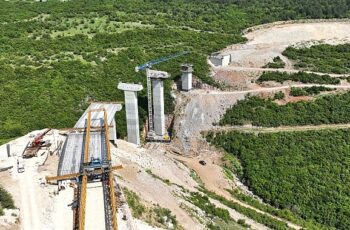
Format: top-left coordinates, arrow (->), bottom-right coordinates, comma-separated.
146,169 -> 171,186
123,187 -> 145,218
123,187 -> 182,229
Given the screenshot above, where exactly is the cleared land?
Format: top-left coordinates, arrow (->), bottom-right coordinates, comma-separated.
222,21 -> 350,68
213,21 -> 350,88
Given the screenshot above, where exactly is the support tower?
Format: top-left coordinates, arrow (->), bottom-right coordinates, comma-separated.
181,64 -> 193,91
117,83 -> 143,145
147,69 -> 170,136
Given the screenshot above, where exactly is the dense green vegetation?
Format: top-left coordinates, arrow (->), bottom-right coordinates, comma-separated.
226,189 -> 325,229
233,0 -> 350,22
0,0 -> 248,141
263,56 -> 285,69
206,129 -> 350,229
1,0 -> 350,141
283,44 -> 350,74
189,192 -> 231,222
199,189 -> 292,230
220,92 -> 350,127
257,71 -> 340,84
289,86 -> 333,96
0,186 -> 15,215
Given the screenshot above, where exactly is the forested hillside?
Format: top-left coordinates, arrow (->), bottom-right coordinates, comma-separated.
1,0 -> 350,142
283,44 -> 350,74
0,0 -> 246,142
207,130 -> 350,229
233,0 -> 350,22
220,93 -> 350,127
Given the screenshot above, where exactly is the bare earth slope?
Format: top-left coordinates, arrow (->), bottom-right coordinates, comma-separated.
222,21 -> 350,68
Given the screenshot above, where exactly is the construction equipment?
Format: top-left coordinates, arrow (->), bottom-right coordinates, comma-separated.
135,51 -> 189,141
23,128 -> 52,158
31,128 -> 52,147
46,109 -> 121,230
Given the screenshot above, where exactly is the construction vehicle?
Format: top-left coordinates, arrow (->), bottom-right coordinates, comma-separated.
23,128 -> 52,158
45,109 -> 121,230
135,51 -> 189,142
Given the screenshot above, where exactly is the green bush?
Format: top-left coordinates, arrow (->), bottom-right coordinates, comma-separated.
257,71 -> 339,84
153,205 -> 178,228
264,56 -> 286,69
273,91 -> 285,100
290,86 -> 333,96
289,87 -> 308,96
0,186 -> 15,210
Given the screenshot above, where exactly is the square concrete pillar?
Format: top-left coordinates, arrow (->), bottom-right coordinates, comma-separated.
152,79 -> 166,136
118,83 -> 143,145
181,64 -> 193,91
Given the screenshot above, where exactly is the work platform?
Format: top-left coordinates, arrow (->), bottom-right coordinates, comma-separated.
58,102 -> 122,176
58,131 -> 107,175
49,103 -> 121,230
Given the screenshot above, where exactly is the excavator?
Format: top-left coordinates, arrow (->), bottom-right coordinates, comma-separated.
23,128 -> 52,158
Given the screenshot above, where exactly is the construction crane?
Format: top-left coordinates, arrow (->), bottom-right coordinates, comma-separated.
135,51 -> 189,136
46,109 -> 121,230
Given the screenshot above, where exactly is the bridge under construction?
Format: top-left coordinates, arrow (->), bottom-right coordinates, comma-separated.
46,102 -> 123,230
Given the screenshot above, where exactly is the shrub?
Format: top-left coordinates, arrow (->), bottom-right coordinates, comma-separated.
0,186 -> 15,210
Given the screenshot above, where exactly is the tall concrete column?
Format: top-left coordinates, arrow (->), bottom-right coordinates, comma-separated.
152,79 -> 165,136
118,83 -> 143,145
147,69 -> 170,137
181,64 -> 193,91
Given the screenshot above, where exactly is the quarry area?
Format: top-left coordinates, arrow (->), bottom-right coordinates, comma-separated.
0,20 -> 350,230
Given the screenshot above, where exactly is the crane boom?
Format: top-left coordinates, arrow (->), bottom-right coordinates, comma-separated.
135,51 -> 189,72
135,51 -> 189,134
